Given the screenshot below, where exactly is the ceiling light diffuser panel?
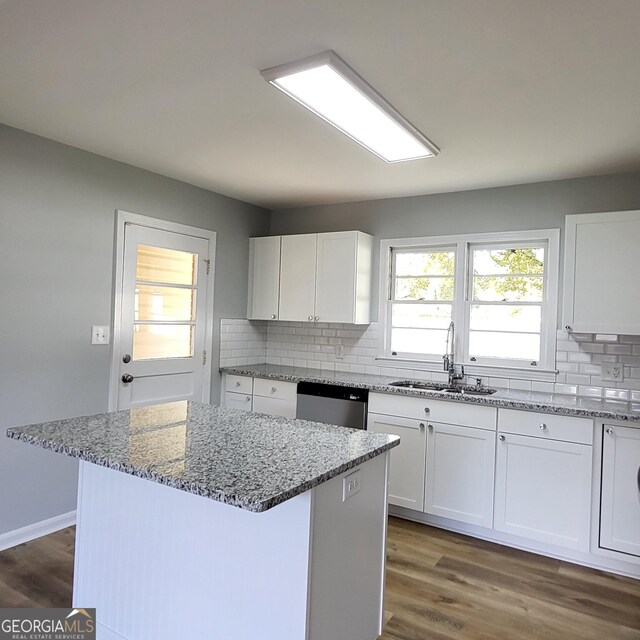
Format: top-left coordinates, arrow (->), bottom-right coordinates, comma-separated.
261,50 -> 439,163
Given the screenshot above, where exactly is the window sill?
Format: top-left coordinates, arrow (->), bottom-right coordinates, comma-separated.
375,356 -> 558,383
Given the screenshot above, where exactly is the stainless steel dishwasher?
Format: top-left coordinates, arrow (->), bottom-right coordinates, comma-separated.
296,382 -> 368,429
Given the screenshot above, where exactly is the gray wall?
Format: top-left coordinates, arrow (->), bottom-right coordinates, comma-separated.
270,172 -> 640,315
0,124 -> 269,535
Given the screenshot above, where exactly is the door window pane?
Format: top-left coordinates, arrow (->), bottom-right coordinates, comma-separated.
135,286 -> 195,322
133,324 -> 193,360
136,245 -> 196,285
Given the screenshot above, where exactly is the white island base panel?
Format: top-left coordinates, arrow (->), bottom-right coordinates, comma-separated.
73,455 -> 389,640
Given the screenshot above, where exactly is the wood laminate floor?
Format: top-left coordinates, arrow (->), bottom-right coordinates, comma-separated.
0,517 -> 638,639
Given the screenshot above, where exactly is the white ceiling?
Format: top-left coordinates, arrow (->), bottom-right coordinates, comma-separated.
1,0 -> 639,210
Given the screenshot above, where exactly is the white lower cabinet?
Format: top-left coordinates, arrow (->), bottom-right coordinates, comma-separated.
224,391 -> 253,412
425,422 -> 495,528
600,424 -> 640,557
494,432 -> 592,552
368,413 -> 427,511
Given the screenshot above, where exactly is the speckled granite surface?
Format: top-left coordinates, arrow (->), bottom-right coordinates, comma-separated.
6,401 -> 399,512
222,364 -> 640,423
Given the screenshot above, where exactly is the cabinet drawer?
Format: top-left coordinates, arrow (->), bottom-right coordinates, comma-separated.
498,408 -> 593,445
224,391 -> 253,412
253,377 -> 297,401
253,395 -> 296,418
225,374 -> 253,394
369,393 -> 496,430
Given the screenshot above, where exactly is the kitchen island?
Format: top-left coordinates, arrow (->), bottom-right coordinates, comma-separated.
7,401 -> 399,640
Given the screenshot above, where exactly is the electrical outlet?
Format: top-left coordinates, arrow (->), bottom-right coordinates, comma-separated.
342,469 -> 362,502
601,363 -> 623,382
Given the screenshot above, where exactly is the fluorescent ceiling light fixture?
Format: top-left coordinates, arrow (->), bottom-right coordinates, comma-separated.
261,50 -> 439,163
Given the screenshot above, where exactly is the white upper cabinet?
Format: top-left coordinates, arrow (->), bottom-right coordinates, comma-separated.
279,234 -> 318,321
315,231 -> 372,324
249,230 -> 372,324
247,236 -> 282,320
563,210 -> 640,334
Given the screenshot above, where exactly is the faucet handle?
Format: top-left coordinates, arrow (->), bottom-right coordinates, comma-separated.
443,355 -> 450,372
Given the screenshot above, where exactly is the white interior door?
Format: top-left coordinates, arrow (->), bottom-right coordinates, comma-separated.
113,219 -> 214,410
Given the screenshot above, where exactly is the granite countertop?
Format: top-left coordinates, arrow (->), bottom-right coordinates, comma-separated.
221,364 -> 640,423
6,401 -> 399,512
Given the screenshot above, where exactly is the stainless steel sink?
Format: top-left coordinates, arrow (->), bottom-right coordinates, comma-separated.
389,380 -> 497,396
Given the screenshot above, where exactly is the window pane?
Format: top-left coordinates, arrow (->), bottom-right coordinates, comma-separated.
392,303 -> 452,329
469,331 -> 540,361
133,324 -> 193,360
395,277 -> 454,301
135,286 -> 195,322
473,275 -> 543,302
391,328 -> 448,355
473,248 -> 544,275
470,305 -> 541,333
136,245 -> 196,285
395,250 -> 455,276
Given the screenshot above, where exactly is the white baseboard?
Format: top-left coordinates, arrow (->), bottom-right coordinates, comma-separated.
0,510 -> 77,552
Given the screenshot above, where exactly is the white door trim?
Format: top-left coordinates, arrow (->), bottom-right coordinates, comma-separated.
109,210 -> 216,411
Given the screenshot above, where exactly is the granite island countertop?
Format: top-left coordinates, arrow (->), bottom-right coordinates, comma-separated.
6,401 -> 399,512
221,364 -> 640,423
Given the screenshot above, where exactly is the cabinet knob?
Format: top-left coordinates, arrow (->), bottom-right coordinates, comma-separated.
308,315 -> 313,321
539,423 -> 547,431
606,427 -> 614,435
428,424 -> 434,431
235,381 -> 241,388
271,386 -> 277,394
246,396 -> 251,402
499,435 -> 506,442
419,422 -> 425,431
271,314 -> 277,319
315,316 -> 319,321
424,406 -> 430,414
565,325 -> 572,331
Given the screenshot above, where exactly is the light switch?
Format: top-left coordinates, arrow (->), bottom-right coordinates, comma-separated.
91,325 -> 110,345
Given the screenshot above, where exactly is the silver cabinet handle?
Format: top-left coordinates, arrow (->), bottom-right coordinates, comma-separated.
271,314 -> 277,319
539,423 -> 547,431
271,386 -> 277,394
637,465 -> 640,494
235,381 -> 241,388
246,396 -> 251,402
606,427 -> 614,435
424,406 -> 430,414
499,434 -> 506,442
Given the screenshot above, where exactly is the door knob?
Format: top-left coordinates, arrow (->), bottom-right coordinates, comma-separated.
606,427 -> 614,435
121,373 -> 134,384
499,435 -> 506,441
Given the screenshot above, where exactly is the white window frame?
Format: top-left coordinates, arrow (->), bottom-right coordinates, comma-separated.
378,229 -> 560,382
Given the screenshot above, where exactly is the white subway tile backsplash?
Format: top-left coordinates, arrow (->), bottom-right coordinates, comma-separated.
220,319 -> 640,399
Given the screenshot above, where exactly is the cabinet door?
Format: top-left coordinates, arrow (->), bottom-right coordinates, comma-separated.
224,391 -> 253,412
315,231 -> 358,323
368,413 -> 426,511
279,234 -> 317,321
564,210 -> 640,333
494,433 -> 592,551
600,425 -> 640,557
247,236 -> 281,320
252,395 -> 296,418
425,423 -> 495,528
